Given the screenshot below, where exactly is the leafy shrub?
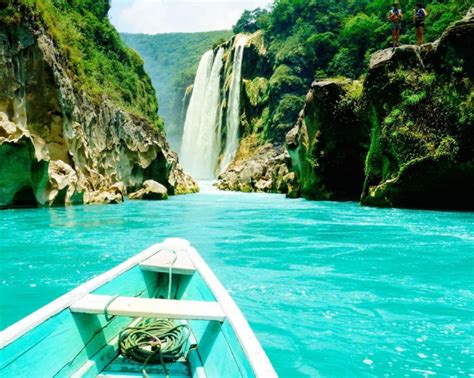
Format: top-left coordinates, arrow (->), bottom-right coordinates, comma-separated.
268,65 -> 305,102
273,94 -> 305,128
233,8 -> 270,34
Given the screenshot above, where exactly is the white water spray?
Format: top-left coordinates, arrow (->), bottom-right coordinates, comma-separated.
180,49 -> 224,179
220,35 -> 248,173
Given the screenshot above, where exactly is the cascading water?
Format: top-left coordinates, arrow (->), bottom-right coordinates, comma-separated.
180,36 -> 247,179
180,49 -> 224,179
12,54 -> 27,129
197,47 -> 224,177
220,35 -> 248,173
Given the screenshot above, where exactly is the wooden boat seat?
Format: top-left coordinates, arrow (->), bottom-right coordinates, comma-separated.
70,294 -> 225,321
139,250 -> 196,275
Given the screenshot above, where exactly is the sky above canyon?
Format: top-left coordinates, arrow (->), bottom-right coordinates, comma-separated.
110,0 -> 272,34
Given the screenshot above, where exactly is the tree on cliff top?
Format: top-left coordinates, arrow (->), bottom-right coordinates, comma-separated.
233,8 -> 270,34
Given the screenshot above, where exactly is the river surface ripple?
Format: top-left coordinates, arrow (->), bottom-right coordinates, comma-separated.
1,186 -> 473,376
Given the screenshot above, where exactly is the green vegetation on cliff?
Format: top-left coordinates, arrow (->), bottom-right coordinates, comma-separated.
284,8 -> 473,210
121,31 -> 233,146
223,1 -> 472,209
286,79 -> 367,201
233,0 -> 470,145
0,0 -> 161,128
361,16 -> 474,210
240,0 -> 470,79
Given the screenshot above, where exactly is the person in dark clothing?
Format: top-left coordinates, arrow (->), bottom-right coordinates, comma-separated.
414,3 -> 428,45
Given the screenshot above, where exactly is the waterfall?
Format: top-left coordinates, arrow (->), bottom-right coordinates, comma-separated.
180,35 -> 248,179
220,35 -> 248,173
198,47 -> 224,177
180,48 -> 224,179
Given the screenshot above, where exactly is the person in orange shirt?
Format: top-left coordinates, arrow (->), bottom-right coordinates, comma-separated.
389,1 -> 404,49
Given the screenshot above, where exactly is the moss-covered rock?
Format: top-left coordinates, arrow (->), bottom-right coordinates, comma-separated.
286,79 -> 368,200
361,9 -> 474,210
216,143 -> 293,194
217,30 -> 308,191
241,31 -> 272,80
432,7 -> 474,81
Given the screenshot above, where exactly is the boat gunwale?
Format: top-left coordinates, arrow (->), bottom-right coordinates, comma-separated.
186,245 -> 277,378
0,243 -> 162,348
0,239 -> 277,378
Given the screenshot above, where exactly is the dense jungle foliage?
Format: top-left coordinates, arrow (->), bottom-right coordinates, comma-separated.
0,0 -> 162,128
236,0 -> 471,79
234,0 -> 471,142
122,31 -> 232,137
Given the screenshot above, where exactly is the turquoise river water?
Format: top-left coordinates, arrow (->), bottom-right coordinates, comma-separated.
1,184 -> 473,377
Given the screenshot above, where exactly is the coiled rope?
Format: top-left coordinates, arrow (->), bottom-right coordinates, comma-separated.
119,318 -> 190,377
118,249 -> 190,378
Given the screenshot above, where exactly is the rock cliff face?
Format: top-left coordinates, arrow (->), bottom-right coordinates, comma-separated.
215,32 -> 295,193
286,79 -> 368,200
216,143 -> 293,193
284,9 -> 473,210
361,9 -> 474,210
0,5 -> 197,209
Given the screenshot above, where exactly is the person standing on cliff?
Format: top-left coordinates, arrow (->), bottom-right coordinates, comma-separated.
414,3 -> 428,45
389,1 -> 403,49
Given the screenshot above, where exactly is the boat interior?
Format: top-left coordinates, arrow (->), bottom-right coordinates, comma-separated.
0,244 -> 257,378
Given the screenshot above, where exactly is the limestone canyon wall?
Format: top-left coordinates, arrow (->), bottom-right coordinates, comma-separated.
0,8 -> 197,209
